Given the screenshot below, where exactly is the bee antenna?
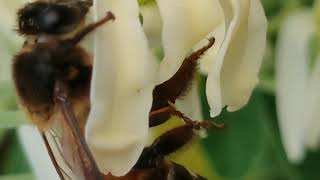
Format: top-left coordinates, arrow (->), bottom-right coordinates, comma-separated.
70,11 -> 115,45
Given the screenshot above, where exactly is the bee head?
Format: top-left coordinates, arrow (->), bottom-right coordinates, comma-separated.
17,1 -> 89,35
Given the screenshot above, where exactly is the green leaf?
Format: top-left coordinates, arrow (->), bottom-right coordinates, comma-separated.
0,174 -> 34,180
0,130 -> 31,174
198,76 -> 268,178
308,33 -> 320,72
298,150 -> 320,180
261,0 -> 284,17
0,82 -> 18,111
257,77 -> 275,95
202,93 -> 268,178
0,111 -> 28,128
0,130 -> 7,146
301,0 -> 315,7
246,96 -> 302,180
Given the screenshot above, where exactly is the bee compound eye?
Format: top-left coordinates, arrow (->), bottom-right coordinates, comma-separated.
45,10 -> 59,23
18,1 -> 86,35
40,9 -> 60,30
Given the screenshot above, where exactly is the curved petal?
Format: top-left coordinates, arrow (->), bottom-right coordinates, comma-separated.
176,78 -> 203,121
156,0 -> 224,84
176,79 -> 208,137
276,11 -> 313,162
206,0 -> 267,117
18,126 -> 59,180
198,23 -> 226,74
140,3 -> 162,48
85,0 -> 157,176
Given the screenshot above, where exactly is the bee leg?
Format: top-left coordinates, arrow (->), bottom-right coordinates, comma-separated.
153,37 -> 215,103
135,123 -> 216,179
149,106 -> 174,127
41,132 -> 66,180
134,124 -> 194,170
150,121 -> 221,157
149,101 -> 224,130
54,81 -> 103,180
69,11 -> 115,45
170,109 -> 225,130
137,121 -> 216,169
150,37 -> 215,128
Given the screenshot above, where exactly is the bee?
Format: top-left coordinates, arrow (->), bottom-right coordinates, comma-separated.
13,0 -> 222,179
13,0 -> 114,179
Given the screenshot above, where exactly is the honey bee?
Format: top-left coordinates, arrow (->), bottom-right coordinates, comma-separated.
13,0 -> 114,179
12,0 -> 222,179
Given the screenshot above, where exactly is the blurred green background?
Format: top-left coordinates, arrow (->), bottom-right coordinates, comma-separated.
1,0 -> 320,179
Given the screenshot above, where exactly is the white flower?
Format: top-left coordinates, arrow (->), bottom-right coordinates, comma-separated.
8,0 -> 267,178
154,0 -> 225,121
85,0 -> 157,176
205,0 -> 267,117
87,0 -> 267,177
155,0 -> 267,117
276,10 -> 313,162
276,8 -> 320,162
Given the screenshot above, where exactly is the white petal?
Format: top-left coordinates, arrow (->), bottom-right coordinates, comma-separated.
176,79 -> 203,121
276,11 -> 313,162
156,0 -> 224,84
85,0 -> 157,176
206,0 -> 236,117
140,3 -> 162,48
176,79 -> 208,137
198,23 -> 226,74
18,126 -> 59,180
206,0 -> 267,117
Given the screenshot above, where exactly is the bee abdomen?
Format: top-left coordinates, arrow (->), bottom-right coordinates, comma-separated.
13,51 -> 55,107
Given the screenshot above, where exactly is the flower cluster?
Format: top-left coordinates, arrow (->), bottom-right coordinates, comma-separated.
86,0 -> 267,176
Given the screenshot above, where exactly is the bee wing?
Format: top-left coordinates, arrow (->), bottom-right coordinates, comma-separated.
41,112 -> 91,180
42,99 -> 102,180
104,170 -> 152,180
